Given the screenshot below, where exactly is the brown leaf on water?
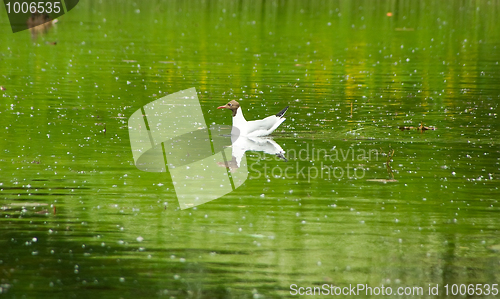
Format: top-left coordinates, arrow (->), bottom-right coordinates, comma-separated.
366,179 -> 398,183
9,202 -> 48,207
418,125 -> 435,131
487,244 -> 500,252
399,125 -> 436,131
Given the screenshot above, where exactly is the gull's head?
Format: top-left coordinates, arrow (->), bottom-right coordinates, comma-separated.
217,100 -> 240,115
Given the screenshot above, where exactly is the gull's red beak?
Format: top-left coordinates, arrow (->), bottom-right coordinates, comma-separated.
217,105 -> 226,109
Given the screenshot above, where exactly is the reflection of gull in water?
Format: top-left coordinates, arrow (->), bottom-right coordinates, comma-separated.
218,134 -> 286,171
27,12 -> 58,39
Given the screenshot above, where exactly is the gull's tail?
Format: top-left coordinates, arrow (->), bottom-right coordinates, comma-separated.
276,106 -> 289,118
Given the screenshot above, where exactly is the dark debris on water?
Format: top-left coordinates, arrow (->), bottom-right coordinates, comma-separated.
399,123 -> 436,131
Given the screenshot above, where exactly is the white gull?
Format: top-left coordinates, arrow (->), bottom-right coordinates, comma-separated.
217,100 -> 289,137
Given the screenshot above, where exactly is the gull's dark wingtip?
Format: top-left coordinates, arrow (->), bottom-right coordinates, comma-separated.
276,106 -> 289,118
276,152 -> 288,162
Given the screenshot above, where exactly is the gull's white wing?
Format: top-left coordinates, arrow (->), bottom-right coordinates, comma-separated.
246,115 -> 280,131
245,116 -> 286,136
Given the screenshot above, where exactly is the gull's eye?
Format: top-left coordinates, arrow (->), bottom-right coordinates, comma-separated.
228,103 -> 232,106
